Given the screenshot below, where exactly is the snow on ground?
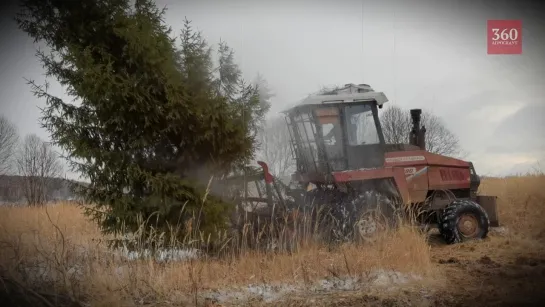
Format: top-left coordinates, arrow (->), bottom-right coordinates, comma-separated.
490,226 -> 510,236
17,241 -> 424,305
202,269 -> 423,304
109,247 -> 424,305
118,247 -> 201,262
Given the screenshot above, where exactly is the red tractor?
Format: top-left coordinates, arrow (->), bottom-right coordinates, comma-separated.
226,84 -> 499,246
275,83 -> 498,244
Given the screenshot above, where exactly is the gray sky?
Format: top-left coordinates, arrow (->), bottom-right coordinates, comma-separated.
0,0 -> 544,179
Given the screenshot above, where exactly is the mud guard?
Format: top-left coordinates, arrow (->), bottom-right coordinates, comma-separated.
476,195 -> 499,227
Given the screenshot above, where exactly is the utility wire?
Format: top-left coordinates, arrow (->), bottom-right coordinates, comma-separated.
393,3 -> 396,104
361,0 -> 364,83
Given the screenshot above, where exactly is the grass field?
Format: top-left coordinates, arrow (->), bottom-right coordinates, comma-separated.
1,173 -> 545,306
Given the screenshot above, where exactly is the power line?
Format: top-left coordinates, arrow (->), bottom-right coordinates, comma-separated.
361,0 -> 364,82
393,3 -> 396,105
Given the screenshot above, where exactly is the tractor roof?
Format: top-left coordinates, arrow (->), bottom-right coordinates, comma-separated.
280,83 -> 389,114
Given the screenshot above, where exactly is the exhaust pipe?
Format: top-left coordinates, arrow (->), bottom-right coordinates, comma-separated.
409,109 -> 426,150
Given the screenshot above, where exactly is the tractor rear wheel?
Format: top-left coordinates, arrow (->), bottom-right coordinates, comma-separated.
439,199 -> 490,244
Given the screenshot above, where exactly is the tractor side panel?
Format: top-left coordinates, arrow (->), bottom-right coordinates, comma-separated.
403,166 -> 429,203
428,166 -> 471,190
425,151 -> 471,168
383,152 -> 429,203
384,150 -> 428,167
332,167 -> 411,205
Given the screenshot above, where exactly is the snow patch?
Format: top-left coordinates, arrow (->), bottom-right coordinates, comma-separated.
203,269 -> 421,304
117,248 -> 201,262
490,226 -> 510,236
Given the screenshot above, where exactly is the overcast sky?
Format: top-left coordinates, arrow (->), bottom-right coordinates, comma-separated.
0,0 -> 544,180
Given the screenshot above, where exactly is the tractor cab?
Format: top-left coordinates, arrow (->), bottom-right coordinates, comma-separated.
281,84 -> 389,184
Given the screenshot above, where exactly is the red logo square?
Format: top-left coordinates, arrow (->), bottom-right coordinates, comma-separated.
487,20 -> 522,54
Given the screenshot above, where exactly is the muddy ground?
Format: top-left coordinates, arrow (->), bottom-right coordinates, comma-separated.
428,234 -> 545,307
240,230 -> 545,307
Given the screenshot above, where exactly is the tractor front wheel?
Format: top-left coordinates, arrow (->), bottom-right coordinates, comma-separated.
440,199 -> 490,244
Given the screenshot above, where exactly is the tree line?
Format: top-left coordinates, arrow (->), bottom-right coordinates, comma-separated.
0,116 -> 64,205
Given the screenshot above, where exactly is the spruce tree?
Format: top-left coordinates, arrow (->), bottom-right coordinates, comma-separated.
16,0 -> 269,248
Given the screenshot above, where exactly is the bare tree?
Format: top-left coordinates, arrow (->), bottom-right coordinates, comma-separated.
16,134 -> 63,206
379,105 -> 465,158
256,116 -> 296,178
380,105 -> 412,145
0,115 -> 19,175
317,84 -> 345,95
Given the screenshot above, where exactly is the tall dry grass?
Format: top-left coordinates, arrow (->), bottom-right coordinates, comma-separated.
479,172 -> 545,239
0,206 -> 432,305
1,173 -> 544,306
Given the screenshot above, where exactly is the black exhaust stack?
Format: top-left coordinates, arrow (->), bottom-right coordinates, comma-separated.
409,109 -> 426,150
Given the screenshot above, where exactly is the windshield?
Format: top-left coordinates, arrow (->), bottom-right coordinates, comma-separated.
344,104 -> 380,145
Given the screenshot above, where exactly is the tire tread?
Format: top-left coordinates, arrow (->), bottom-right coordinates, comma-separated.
440,199 -> 490,244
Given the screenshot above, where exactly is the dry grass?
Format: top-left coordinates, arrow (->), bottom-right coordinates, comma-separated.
0,203 -> 433,306
479,173 -> 545,239
1,173 -> 545,306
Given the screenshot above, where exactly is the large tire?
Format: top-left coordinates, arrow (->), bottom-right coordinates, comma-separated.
300,188 -> 402,244
331,191 -> 401,244
353,192 -> 396,242
440,199 -> 490,244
